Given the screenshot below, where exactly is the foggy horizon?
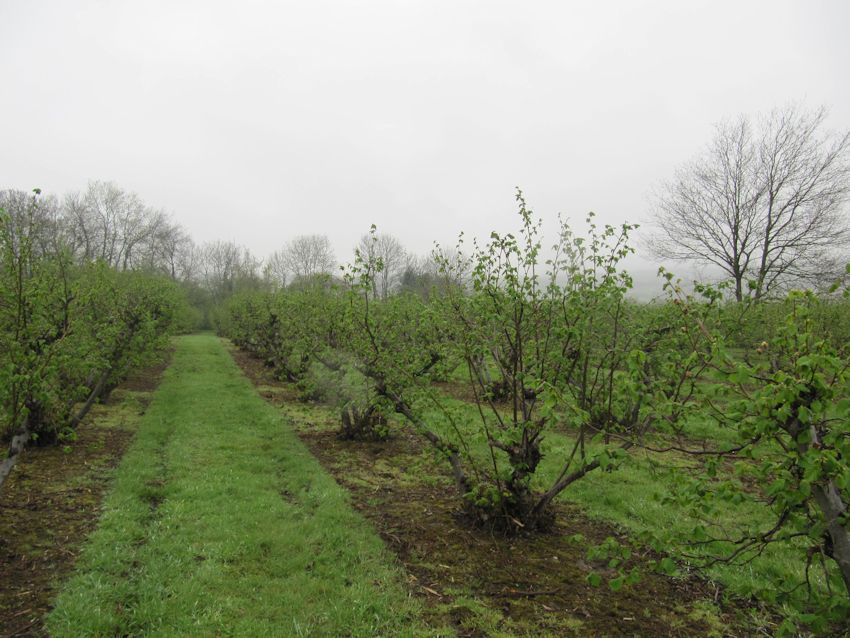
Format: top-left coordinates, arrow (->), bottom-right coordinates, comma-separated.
2,0 -> 849,297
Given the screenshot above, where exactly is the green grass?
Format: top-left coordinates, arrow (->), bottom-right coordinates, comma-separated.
47,335 -> 428,637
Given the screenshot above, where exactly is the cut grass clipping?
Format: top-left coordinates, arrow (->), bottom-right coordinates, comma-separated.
47,334 -> 426,637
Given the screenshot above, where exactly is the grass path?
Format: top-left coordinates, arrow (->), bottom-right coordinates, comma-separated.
47,335 -> 424,637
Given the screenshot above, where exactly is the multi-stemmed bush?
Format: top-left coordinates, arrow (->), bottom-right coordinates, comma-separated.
336,195 -> 706,530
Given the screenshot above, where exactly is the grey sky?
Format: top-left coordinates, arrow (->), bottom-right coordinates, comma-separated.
2,1 -> 849,295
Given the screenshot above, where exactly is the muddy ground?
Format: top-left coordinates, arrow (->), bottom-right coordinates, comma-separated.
0,353 -> 172,638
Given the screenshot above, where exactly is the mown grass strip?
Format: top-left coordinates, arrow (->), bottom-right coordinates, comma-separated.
47,334 -> 425,637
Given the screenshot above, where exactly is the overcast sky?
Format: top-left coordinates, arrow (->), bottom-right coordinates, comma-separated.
2,0 -> 849,296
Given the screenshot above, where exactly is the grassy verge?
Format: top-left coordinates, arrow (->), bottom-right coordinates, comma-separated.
47,334 -> 426,637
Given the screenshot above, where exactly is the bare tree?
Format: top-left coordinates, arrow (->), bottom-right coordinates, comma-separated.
649,105 -> 850,300
273,234 -> 336,285
263,249 -> 290,288
199,240 -> 261,300
150,222 -> 193,279
356,232 -> 406,299
63,181 -> 140,267
0,189 -> 63,257
62,181 -> 188,273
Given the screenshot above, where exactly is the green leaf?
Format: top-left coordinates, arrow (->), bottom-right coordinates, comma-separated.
608,576 -> 625,591
659,557 -> 677,575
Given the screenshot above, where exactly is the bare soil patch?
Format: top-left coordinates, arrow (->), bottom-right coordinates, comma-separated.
0,351 -> 172,638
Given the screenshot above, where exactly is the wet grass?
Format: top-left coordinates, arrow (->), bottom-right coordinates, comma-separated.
47,335 -> 428,637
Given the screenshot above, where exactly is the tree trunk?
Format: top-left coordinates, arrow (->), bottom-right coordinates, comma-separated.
531,441 -> 634,522
0,423 -> 32,488
338,403 -> 387,441
370,376 -> 470,496
1,385 -> 97,486
69,368 -> 111,428
812,480 -> 850,596
794,420 -> 850,595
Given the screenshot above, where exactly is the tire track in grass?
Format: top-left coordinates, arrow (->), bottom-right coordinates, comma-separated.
46,335 -> 430,638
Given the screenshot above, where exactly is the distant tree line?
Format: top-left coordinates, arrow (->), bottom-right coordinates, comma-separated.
1,181 -> 452,330
3,104 -> 848,331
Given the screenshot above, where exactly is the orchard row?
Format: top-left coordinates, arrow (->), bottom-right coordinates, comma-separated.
0,192 -> 188,484
225,201 -> 850,632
